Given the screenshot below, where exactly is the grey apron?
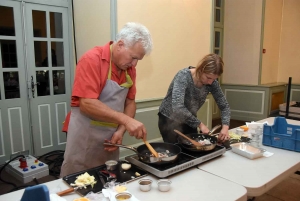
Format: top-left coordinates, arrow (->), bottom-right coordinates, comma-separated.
60,45 -> 133,177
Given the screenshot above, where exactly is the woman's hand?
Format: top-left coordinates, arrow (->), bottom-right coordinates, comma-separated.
218,125 -> 230,142
199,122 -> 210,134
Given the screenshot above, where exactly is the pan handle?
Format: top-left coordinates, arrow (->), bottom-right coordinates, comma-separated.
103,142 -> 137,153
57,187 -> 75,196
208,125 -> 221,135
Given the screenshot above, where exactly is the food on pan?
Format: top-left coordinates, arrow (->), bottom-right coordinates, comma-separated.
135,172 -> 141,177
70,172 -> 97,188
198,139 -> 211,145
121,163 -> 131,170
150,150 -> 169,157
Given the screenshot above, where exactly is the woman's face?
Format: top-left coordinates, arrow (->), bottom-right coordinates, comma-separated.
199,72 -> 219,85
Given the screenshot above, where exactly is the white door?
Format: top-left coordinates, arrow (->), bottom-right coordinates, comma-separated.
0,0 -> 72,164
25,3 -> 71,155
0,0 -> 32,164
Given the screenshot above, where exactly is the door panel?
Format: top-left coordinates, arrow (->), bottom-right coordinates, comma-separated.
25,4 -> 70,155
0,0 -> 31,164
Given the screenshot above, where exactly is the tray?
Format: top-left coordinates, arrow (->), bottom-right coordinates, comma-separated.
262,116 -> 300,152
62,160 -> 148,196
231,142 -> 264,159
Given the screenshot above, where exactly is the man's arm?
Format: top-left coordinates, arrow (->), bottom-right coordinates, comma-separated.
105,98 -> 138,151
79,98 -> 146,139
115,98 -> 136,135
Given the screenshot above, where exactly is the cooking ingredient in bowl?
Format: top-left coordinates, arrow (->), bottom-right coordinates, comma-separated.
73,197 -> 90,201
139,179 -> 152,192
135,172 -> 141,177
115,193 -> 132,201
70,172 -> 96,188
157,179 -> 171,192
121,163 -> 131,170
115,185 -> 127,193
73,198 -> 90,201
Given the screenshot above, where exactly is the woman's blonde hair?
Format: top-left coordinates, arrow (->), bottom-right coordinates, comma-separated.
195,53 -> 224,79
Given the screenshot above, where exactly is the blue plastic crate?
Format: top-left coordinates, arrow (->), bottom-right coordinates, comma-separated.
262,117 -> 300,152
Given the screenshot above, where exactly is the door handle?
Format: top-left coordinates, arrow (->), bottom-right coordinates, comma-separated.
31,76 -> 39,98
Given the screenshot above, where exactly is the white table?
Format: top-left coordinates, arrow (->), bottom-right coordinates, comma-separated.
0,168 -> 247,201
198,117 -> 300,197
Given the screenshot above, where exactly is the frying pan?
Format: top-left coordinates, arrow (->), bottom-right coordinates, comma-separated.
177,125 -> 221,152
177,133 -> 218,152
104,142 -> 181,165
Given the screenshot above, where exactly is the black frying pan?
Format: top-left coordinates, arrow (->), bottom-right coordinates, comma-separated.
177,133 -> 218,152
104,142 -> 181,165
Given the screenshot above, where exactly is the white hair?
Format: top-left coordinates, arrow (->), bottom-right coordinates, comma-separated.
116,22 -> 153,55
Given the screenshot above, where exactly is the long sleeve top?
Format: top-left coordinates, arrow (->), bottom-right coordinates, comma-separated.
159,67 -> 231,128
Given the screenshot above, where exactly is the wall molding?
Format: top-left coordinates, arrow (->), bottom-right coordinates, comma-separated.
225,89 -> 265,114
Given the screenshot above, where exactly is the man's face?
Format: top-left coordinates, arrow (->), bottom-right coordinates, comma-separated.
114,40 -> 145,70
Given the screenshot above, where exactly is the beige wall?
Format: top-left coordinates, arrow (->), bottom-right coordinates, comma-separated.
261,0 -> 283,85
277,0 -> 300,83
117,0 -> 213,100
222,0 -> 263,85
73,0 -> 111,59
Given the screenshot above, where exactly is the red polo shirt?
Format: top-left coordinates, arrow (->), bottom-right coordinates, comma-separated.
71,41 -> 136,106
62,41 -> 137,132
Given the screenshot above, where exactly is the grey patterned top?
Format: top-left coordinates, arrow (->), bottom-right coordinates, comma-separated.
159,67 -> 231,128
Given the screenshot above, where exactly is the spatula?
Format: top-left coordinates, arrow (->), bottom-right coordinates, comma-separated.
174,129 -> 204,147
143,139 -> 159,157
56,184 -> 89,196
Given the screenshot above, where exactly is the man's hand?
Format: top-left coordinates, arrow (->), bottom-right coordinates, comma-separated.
124,118 -> 147,140
104,130 -> 124,152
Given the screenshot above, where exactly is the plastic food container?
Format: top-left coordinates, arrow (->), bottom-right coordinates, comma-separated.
115,192 -> 132,201
138,179 -> 152,192
231,142 -> 264,159
157,179 -> 171,192
105,160 -> 118,171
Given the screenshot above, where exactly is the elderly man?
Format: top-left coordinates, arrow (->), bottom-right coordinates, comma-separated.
60,22 -> 153,177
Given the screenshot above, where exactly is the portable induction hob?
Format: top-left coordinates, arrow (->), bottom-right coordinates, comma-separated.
125,144 -> 226,178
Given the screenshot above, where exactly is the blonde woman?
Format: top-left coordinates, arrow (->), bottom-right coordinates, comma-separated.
158,53 -> 230,143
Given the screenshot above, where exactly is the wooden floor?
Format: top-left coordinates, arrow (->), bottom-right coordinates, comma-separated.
0,118 -> 299,201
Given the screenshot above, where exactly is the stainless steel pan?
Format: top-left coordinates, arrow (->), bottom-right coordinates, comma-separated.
104,142 -> 181,165
178,133 -> 218,151
177,125 -> 221,152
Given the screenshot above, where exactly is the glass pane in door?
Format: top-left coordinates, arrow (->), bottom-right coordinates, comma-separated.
34,41 -> 48,67
51,42 -> 64,66
3,71 -> 20,99
32,10 -> 46,37
50,12 -> 63,38
215,31 -> 220,48
215,9 -> 221,23
0,6 -> 15,36
0,40 -> 18,68
36,70 -> 50,96
53,70 -> 65,95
